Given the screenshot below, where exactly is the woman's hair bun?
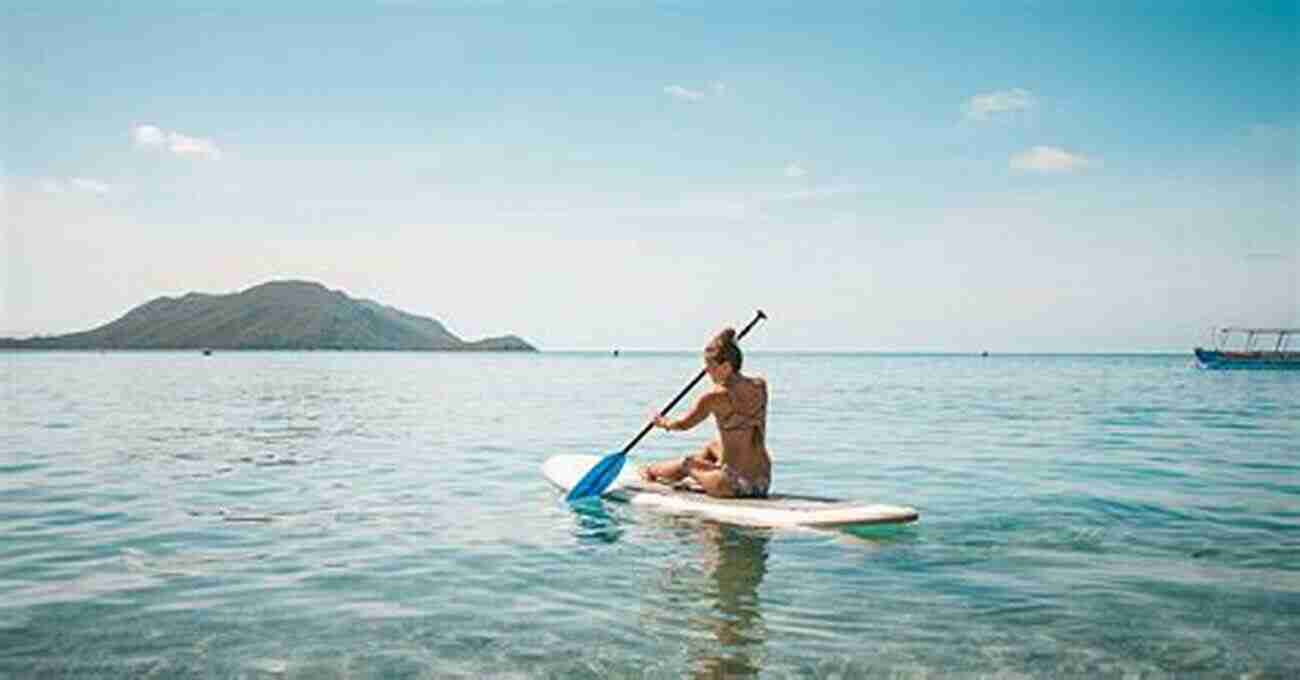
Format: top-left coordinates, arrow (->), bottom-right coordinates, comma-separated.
706,327 -> 743,371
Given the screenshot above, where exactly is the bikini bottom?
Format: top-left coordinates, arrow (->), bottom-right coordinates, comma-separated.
720,463 -> 770,499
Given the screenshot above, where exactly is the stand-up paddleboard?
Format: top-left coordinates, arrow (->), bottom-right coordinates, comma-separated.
544,454 -> 918,528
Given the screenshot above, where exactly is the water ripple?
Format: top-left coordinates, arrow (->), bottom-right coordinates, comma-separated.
2,352 -> 1297,677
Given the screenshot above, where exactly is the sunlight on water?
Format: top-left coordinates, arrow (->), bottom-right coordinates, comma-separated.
1,351 -> 1297,677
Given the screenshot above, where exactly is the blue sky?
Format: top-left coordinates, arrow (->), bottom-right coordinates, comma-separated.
4,2 -> 1296,351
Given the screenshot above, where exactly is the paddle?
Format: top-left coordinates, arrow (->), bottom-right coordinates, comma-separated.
565,309 -> 768,502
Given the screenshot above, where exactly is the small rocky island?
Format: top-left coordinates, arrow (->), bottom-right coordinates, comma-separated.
0,280 -> 536,351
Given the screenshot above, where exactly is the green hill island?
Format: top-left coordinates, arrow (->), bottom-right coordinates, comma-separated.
0,280 -> 536,351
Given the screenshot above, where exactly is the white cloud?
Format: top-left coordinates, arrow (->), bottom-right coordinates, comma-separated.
167,132 -> 221,158
132,124 -> 222,159
132,124 -> 166,146
38,179 -> 65,194
664,84 -> 706,101
964,88 -> 1035,120
1010,146 -> 1095,173
783,163 -> 807,178
664,81 -> 726,102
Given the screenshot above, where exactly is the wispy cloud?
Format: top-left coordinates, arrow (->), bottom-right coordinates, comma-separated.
71,178 -> 111,195
1245,252 -> 1289,261
663,81 -> 726,102
37,177 -> 112,195
664,85 -> 705,101
484,182 -> 858,223
1010,146 -> 1095,173
783,163 -> 807,178
1245,122 -> 1297,144
765,184 -> 859,202
132,124 -> 222,159
1240,122 -> 1298,165
964,88 -> 1035,121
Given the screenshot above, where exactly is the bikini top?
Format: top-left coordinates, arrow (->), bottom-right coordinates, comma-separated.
718,377 -> 767,443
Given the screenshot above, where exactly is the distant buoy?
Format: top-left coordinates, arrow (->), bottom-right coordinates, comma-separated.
613,349 -> 620,357
202,349 -> 213,356
980,351 -> 989,357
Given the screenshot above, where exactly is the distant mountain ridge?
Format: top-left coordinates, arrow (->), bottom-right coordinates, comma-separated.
0,280 -> 536,351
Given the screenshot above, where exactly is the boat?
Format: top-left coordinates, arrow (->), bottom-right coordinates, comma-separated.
1193,327 -> 1300,370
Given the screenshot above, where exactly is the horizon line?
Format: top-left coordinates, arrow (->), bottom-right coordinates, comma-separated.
534,348 -> 1198,355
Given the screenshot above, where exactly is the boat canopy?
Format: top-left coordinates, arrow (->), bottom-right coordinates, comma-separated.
1209,327 -> 1300,352
1214,327 -> 1300,334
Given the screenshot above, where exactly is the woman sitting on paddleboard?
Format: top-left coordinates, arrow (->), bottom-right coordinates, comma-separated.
641,328 -> 771,498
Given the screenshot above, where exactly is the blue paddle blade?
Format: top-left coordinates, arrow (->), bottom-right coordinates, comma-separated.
565,452 -> 627,502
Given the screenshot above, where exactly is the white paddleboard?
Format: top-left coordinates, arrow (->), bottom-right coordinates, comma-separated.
543,454 -> 919,529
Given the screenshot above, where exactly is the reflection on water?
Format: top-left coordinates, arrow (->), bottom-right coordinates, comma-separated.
566,497 -> 625,544
565,498 -> 773,677
686,523 -> 770,679
634,519 -> 771,679
567,500 -> 930,678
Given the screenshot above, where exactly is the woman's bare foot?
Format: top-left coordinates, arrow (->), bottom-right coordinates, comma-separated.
640,465 -> 700,491
640,465 -> 675,485
641,458 -> 687,485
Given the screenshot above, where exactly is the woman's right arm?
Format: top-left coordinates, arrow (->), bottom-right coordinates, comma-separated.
656,391 -> 718,432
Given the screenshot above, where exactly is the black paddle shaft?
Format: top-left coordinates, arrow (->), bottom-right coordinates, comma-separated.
619,310 -> 767,455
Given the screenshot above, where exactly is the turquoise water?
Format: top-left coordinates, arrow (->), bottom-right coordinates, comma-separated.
2,351 -> 1297,678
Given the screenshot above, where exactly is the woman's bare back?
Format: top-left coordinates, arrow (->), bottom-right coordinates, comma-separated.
712,374 -> 771,484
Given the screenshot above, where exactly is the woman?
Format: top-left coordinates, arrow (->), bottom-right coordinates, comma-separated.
641,328 -> 772,498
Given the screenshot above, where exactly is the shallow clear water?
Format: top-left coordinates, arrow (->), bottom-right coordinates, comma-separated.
2,351 -> 1297,678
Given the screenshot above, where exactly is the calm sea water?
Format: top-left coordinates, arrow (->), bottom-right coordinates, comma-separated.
2,351 -> 1297,678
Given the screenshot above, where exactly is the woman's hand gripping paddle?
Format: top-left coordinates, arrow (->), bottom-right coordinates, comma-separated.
565,310 -> 767,502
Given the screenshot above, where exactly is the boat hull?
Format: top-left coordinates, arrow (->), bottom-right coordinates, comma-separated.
1194,348 -> 1300,370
